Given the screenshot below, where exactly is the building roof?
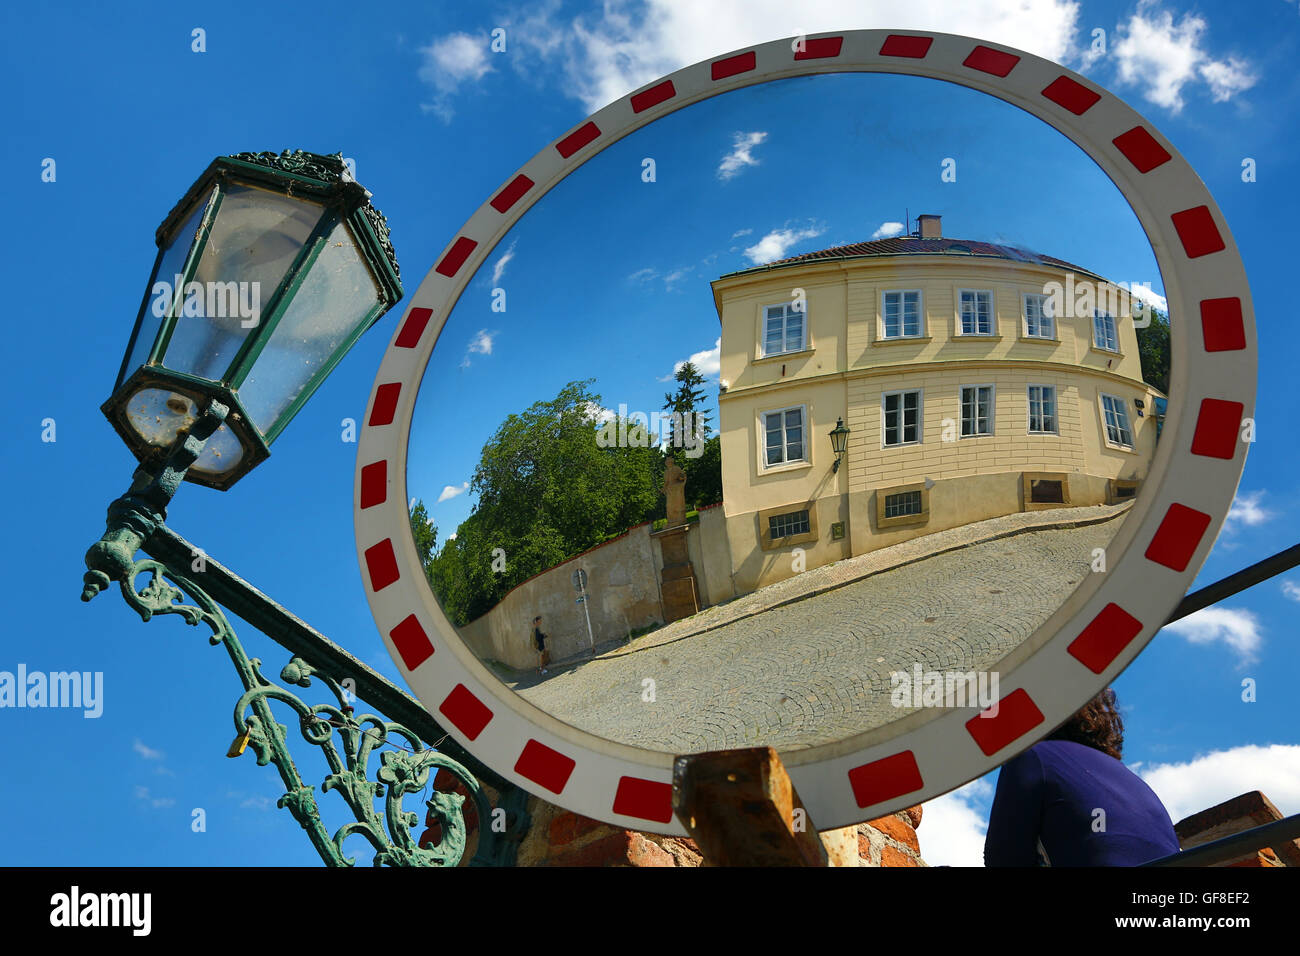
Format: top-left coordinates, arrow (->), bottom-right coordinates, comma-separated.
719,236 -> 1101,280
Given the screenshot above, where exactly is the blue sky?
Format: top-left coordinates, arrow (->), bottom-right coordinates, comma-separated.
2,0 -> 1298,867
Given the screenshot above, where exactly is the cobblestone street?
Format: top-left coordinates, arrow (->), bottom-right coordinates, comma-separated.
508,507 -> 1128,754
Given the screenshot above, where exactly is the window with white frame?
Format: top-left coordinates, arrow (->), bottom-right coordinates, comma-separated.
762,406 -> 806,466
1028,385 -> 1057,434
959,290 -> 994,335
1100,393 -> 1134,447
1092,310 -> 1119,352
960,385 -> 994,437
762,302 -> 805,356
882,390 -> 922,446
882,290 -> 922,339
1024,293 -> 1055,338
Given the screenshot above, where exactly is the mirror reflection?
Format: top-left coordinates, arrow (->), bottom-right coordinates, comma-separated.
407,72 -> 1169,754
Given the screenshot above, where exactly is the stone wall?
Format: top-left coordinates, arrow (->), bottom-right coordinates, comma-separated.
458,522 -> 667,670
514,794 -> 925,867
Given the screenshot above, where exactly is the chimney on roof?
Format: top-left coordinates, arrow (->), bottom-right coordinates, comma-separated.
917,214 -> 942,239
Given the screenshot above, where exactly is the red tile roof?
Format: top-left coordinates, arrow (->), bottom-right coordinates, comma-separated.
722,236 -> 1099,279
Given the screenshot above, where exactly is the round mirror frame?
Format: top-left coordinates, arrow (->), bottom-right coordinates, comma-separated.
354,30 -> 1255,833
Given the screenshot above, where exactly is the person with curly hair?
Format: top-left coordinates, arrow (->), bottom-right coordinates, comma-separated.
983,688 -> 1181,866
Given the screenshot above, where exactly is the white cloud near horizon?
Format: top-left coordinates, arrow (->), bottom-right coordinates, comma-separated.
920,778 -> 993,867
1135,744 -> 1300,823
661,337 -> 722,381
870,221 -> 906,240
1161,606 -> 1262,666
717,131 -> 768,180
437,482 -> 469,503
744,224 -> 824,265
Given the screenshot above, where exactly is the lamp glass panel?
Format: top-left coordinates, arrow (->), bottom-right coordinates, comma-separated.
122,386 -> 245,477
238,220 -> 380,434
162,184 -> 323,382
118,195 -> 212,391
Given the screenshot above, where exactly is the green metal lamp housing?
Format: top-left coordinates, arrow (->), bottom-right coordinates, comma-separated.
829,417 -> 850,473
105,150 -> 403,490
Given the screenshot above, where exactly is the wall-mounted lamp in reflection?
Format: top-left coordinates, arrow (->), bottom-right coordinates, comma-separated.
829,417 -> 851,473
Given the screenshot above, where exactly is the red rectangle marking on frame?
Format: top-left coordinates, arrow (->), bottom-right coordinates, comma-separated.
439,684 -> 493,740
1068,603 -> 1143,674
390,614 -> 434,671
966,689 -> 1044,756
847,750 -> 924,808
515,739 -> 576,794
1145,503 -> 1212,572
612,776 -> 674,823
368,382 -> 401,427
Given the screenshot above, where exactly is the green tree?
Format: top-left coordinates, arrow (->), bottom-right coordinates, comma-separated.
1136,307 -> 1171,394
682,434 -> 723,509
409,499 -> 437,567
662,360 -> 711,448
425,380 -> 665,625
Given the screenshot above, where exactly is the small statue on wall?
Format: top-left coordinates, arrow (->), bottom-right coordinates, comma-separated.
663,455 -> 687,528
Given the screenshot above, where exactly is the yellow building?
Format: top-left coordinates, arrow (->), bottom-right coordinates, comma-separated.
710,216 -> 1163,596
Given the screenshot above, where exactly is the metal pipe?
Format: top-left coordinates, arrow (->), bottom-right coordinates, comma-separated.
1143,813 -> 1300,867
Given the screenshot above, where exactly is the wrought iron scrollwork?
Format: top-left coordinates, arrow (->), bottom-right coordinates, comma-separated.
98,553 -> 498,867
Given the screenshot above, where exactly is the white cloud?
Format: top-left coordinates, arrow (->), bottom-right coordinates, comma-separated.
461,328 -> 496,368
1281,580 -> 1300,602
870,221 -> 905,240
583,401 -> 616,423
490,240 -> 517,285
133,739 -> 164,761
717,131 -> 768,180
1223,490 -> 1273,533
744,224 -> 824,264
1119,281 -> 1168,315
1161,606 -> 1262,666
627,267 -> 658,283
662,266 -> 695,290
1110,1 -> 1256,113
447,532 -> 458,542
133,785 -> 176,810
920,778 -> 993,867
417,32 -> 494,121
438,482 -> 469,503
1135,744 -> 1300,823
731,228 -> 753,239
662,337 -> 722,381
499,0 -> 1085,116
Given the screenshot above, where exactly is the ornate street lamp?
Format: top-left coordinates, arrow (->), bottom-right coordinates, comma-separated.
828,417 -> 850,473
104,149 -> 403,490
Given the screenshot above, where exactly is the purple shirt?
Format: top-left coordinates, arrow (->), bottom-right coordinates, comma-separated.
984,739 -> 1181,866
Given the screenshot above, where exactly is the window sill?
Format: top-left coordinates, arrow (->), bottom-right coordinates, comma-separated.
753,347 -> 813,365
881,440 -> 923,449
1017,335 -> 1060,345
1090,346 -> 1124,359
1028,431 -> 1060,437
872,336 -> 932,347
1102,441 -> 1139,455
759,459 -> 814,476
952,334 -> 1003,342
878,513 -> 929,530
